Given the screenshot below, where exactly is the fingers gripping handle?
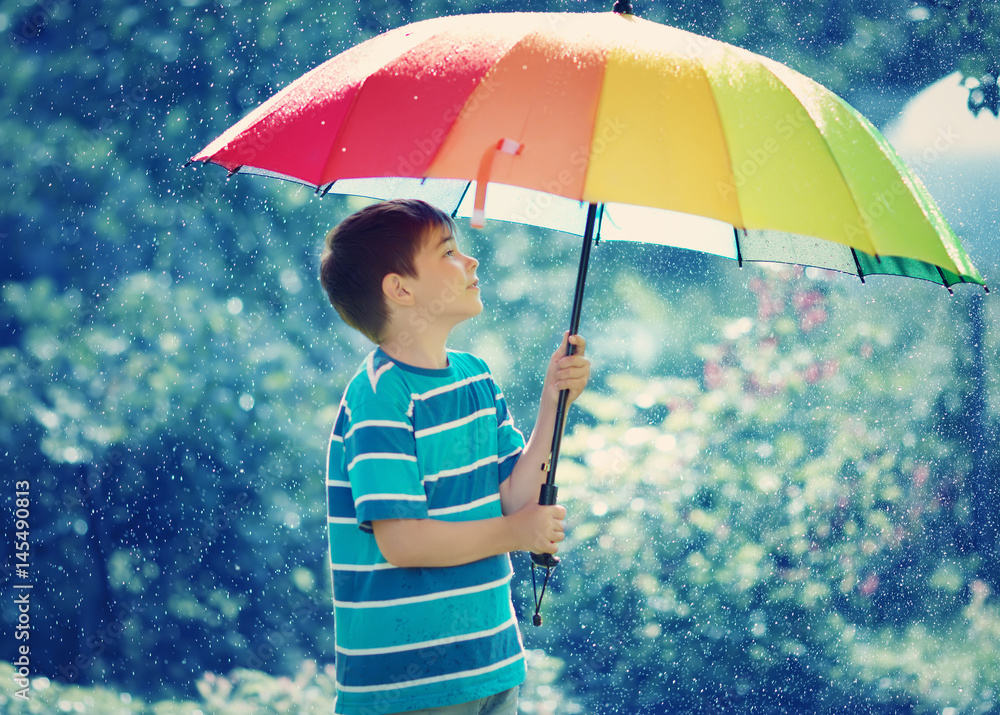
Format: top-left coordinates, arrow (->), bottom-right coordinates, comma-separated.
530,483 -> 560,568
530,484 -> 559,627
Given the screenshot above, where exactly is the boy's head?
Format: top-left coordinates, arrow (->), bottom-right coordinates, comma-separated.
319,199 -> 458,343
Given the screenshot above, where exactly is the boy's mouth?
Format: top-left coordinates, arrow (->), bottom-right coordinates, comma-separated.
467,279 -> 480,290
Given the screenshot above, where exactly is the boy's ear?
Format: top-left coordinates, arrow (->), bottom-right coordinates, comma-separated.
382,273 -> 415,307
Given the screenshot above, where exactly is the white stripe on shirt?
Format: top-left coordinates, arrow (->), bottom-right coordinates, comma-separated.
335,615 -> 517,656
498,447 -> 523,465
427,493 -> 499,517
414,407 -> 495,439
347,452 -> 418,471
354,492 -> 425,507
424,455 -> 498,483
333,573 -> 511,610
411,372 -> 491,402
366,354 -> 395,392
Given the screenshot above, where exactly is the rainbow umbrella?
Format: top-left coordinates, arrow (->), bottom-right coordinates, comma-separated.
189,8 -> 983,289
189,5 -> 987,619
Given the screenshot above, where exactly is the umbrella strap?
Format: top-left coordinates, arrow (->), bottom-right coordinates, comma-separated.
530,560 -> 557,627
471,138 -> 523,227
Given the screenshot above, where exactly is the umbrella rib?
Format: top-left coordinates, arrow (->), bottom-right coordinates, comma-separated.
319,73 -> 386,186
451,181 -> 473,217
935,265 -> 954,294
849,247 -> 866,283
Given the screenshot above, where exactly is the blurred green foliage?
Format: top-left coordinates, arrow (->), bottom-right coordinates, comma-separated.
536,267 -> 1000,712
2,0 -> 999,712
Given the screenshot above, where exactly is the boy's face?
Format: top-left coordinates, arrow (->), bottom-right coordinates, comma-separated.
406,222 -> 482,325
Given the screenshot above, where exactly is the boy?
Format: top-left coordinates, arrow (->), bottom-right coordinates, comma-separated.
320,199 -> 589,715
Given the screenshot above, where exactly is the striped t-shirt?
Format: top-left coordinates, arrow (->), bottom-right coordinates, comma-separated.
326,348 -> 527,714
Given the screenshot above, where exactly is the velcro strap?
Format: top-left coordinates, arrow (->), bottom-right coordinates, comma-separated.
471,138 -> 524,228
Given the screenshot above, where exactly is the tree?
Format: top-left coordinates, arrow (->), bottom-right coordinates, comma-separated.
916,0 -> 1000,116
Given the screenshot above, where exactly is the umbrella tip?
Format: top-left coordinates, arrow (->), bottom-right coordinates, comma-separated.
612,0 -> 633,15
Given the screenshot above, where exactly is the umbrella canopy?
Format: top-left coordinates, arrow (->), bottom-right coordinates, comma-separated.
191,10 -> 985,289
189,9 -> 990,621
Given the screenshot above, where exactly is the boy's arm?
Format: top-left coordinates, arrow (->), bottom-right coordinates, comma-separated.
369,335 -> 587,569
500,333 -> 590,515
371,501 -> 566,568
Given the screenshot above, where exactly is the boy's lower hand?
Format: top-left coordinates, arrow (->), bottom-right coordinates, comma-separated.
545,332 -> 590,407
510,502 -> 567,555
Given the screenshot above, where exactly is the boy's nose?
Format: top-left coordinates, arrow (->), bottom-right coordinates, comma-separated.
466,254 -> 479,270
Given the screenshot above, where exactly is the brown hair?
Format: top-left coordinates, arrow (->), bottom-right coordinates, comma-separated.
319,199 -> 456,342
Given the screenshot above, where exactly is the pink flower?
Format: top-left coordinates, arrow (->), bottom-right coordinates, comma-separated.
704,361 -> 724,390
859,573 -> 879,596
793,290 -> 823,312
799,307 -> 827,331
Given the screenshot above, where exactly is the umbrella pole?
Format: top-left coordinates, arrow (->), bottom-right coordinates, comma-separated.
542,202 -> 599,492
529,203 -> 599,623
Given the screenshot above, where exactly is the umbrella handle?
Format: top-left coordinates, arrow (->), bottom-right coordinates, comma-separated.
528,203 -> 599,571
530,483 -> 561,569
527,384 -> 572,571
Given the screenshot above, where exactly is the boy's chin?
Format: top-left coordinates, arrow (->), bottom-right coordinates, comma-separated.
458,301 -> 484,323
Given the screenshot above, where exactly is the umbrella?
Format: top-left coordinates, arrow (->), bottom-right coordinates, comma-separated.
188,4 -> 987,623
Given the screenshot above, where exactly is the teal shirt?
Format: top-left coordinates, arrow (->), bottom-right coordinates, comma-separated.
326,348 -> 527,714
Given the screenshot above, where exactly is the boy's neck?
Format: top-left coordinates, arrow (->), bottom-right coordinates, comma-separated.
379,327 -> 451,370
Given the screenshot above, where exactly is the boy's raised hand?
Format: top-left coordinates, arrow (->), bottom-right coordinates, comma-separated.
544,332 -> 590,408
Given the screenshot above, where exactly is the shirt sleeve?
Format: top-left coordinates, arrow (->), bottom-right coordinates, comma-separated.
493,380 -> 526,484
343,398 -> 428,532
